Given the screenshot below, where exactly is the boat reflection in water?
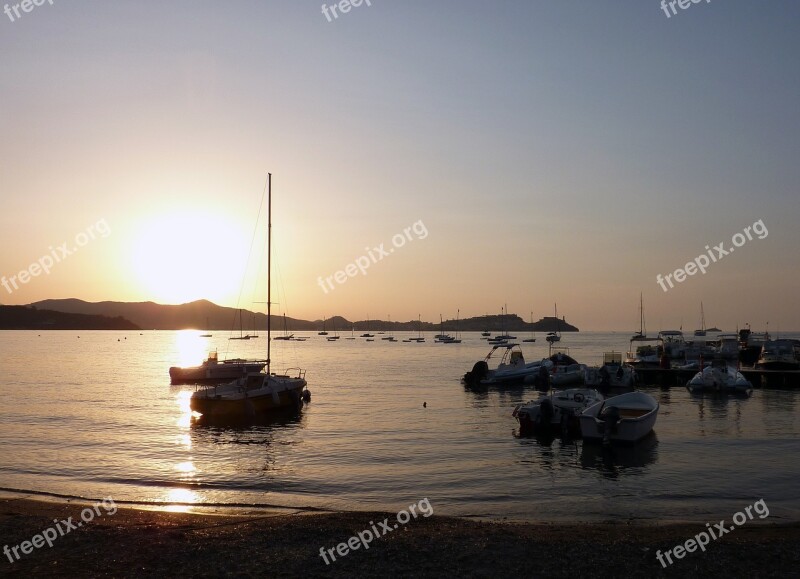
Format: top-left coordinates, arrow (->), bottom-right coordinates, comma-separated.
579,432 -> 659,480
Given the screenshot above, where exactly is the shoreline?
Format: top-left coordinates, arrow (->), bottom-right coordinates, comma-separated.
2,497 -> 798,577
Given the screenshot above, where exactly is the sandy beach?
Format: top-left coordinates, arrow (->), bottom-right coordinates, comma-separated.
1,497 -> 798,578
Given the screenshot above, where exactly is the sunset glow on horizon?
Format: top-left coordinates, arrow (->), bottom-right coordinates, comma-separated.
1,2 -> 797,331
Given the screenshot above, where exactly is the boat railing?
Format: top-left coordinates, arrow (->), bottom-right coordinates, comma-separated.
281,367 -> 306,379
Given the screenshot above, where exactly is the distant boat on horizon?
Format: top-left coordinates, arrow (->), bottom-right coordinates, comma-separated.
229,309 -> 251,340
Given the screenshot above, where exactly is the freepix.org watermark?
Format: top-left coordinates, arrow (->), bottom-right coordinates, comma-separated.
321,0 -> 371,23
319,498 -> 433,565
656,499 -> 769,568
317,220 -> 428,294
3,0 -> 55,23
656,219 -> 767,293
660,0 -> 711,19
4,497 -> 117,564
1,218 -> 111,295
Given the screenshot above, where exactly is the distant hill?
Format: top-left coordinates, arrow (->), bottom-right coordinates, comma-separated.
31,299 -> 336,332
0,305 -> 139,330
29,299 -> 579,333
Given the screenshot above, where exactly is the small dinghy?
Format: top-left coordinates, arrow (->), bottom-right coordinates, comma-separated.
579,391 -> 659,444
686,360 -> 752,395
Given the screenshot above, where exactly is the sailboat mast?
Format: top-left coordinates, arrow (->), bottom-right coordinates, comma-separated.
267,173 -> 272,375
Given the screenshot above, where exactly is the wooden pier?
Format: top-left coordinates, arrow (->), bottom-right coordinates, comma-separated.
633,367 -> 800,388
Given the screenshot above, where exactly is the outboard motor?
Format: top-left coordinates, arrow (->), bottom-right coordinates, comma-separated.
537,397 -> 555,429
463,360 -> 489,387
599,405 -> 621,444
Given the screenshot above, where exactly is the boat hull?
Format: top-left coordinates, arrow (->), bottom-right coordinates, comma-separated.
686,367 -> 752,394
190,375 -> 307,419
579,392 -> 659,444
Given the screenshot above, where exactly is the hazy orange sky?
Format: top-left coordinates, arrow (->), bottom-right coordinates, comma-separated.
1,2 -> 798,331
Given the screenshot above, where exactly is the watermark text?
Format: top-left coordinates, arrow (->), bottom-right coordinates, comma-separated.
1,218 -> 111,295
656,219 -> 767,292
317,220 -> 428,294
319,498 -> 433,565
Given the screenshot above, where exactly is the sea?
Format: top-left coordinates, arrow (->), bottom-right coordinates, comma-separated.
1,330 -> 798,522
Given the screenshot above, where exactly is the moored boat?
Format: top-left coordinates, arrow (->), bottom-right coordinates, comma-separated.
463,343 -> 551,387
547,350 -> 586,387
579,391 -> 659,444
513,388 -> 604,436
686,359 -> 752,395
190,174 -> 310,421
584,351 -> 636,390
756,339 -> 800,371
169,351 -> 266,384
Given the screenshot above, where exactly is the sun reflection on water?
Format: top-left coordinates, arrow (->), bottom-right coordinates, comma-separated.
176,391 -> 201,428
163,488 -> 199,512
174,330 -> 209,368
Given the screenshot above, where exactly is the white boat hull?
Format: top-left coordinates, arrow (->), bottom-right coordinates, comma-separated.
687,366 -> 752,394
579,392 -> 659,444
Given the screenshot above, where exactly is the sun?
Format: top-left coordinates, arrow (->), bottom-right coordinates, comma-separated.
130,212 -> 250,304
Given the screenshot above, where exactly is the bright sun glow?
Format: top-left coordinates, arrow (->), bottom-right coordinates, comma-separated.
130,212 -> 250,304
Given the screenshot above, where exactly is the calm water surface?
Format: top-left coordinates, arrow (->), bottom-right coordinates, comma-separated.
1,330 -> 798,522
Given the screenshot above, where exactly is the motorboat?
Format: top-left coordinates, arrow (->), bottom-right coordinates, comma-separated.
169,351 -> 266,384
624,335 -> 663,367
658,330 -> 686,359
462,343 -> 552,387
715,334 -> 740,361
190,174 -> 309,421
547,350 -> 586,387
756,339 -> 800,370
513,388 -> 604,436
546,303 -> 561,343
738,326 -> 770,366
579,391 -> 659,444
686,359 -> 752,395
584,351 -> 636,389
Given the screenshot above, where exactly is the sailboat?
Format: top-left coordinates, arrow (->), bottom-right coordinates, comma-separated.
523,312 -> 536,343
229,309 -> 252,340
199,316 -> 212,338
326,317 -> 340,341
443,310 -> 462,343
272,314 -> 294,340
493,305 -> 516,341
360,315 -> 375,338
404,315 -> 426,342
382,315 -> 397,341
318,317 -> 329,336
434,314 -> 453,342
545,303 -> 561,343
625,294 -> 662,366
190,174 -> 309,420
694,302 -> 707,337
249,313 -> 260,338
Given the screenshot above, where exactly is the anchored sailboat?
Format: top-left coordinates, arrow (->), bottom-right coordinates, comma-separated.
190,174 -> 309,420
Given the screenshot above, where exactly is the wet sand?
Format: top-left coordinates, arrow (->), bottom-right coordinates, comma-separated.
1,497 -> 798,578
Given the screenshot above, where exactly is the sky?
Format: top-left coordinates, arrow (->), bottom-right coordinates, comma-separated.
1,1 -> 798,331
